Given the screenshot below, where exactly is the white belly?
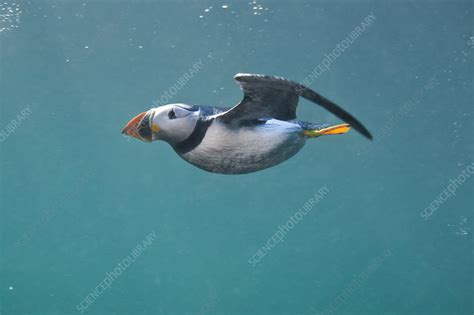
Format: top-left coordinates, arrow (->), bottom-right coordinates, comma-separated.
180,119 -> 305,174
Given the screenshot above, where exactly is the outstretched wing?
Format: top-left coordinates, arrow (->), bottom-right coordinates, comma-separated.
217,73 -> 372,140
217,74 -> 299,122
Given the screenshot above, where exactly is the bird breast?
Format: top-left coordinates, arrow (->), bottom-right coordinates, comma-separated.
179,119 -> 306,174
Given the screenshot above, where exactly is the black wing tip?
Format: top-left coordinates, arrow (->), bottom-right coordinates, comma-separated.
354,125 -> 373,141
363,131 -> 374,141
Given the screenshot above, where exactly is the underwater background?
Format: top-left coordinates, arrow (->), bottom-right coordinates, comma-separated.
1,1 -> 473,314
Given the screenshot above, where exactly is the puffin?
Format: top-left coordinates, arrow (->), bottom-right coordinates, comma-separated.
122,73 -> 372,174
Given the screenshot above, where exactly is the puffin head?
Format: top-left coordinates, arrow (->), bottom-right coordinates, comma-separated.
122,104 -> 199,144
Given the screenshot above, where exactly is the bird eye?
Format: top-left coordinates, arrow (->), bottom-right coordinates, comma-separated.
168,110 -> 176,119
167,106 -> 192,119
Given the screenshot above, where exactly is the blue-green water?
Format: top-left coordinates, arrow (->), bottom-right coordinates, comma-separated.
1,1 -> 473,314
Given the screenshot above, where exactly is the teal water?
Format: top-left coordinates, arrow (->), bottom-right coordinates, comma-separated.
1,1 -> 473,314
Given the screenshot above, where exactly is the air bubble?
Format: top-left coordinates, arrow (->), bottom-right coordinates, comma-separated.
0,2 -> 22,33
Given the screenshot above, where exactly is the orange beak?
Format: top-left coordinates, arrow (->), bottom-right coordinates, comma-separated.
122,111 -> 151,142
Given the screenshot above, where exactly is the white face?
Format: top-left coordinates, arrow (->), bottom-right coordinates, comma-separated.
149,104 -> 199,143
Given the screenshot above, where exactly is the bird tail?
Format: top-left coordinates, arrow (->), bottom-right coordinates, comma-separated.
303,123 -> 351,138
